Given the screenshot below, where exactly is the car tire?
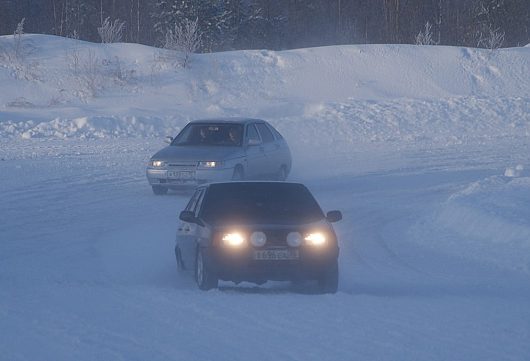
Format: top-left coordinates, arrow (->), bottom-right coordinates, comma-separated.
232,166 -> 244,181
152,185 -> 168,195
317,261 -> 338,294
195,247 -> 218,290
276,166 -> 288,181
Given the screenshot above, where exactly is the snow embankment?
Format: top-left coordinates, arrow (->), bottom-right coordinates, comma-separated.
1,97 -> 529,147
1,34 -> 529,145
1,116 -> 177,139
409,168 -> 530,274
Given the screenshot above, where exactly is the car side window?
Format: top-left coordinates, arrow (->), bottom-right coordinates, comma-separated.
246,124 -> 261,143
193,190 -> 205,216
268,125 -> 284,140
185,189 -> 203,212
256,123 -> 274,143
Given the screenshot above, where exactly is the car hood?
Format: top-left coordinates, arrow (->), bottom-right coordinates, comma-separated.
212,219 -> 329,230
151,145 -> 243,162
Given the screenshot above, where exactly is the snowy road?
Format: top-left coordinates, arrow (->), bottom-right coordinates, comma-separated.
1,139 -> 529,361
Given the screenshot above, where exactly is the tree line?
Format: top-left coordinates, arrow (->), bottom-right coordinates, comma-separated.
0,0 -> 528,50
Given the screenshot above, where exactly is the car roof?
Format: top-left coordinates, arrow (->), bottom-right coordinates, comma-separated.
199,181 -> 306,190
188,117 -> 267,125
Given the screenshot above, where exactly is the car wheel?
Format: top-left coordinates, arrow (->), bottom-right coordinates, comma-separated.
175,245 -> 185,271
317,261 -> 338,294
152,185 -> 168,195
276,166 -> 288,181
195,247 -> 218,290
232,166 -> 244,181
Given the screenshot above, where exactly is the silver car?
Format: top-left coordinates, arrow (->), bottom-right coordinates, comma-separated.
146,118 -> 292,194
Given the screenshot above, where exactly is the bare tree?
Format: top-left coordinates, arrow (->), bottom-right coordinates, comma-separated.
1,18 -> 39,81
415,21 -> 436,45
164,18 -> 202,68
13,18 -> 27,62
97,17 -> 126,43
78,49 -> 104,97
66,31 -> 81,76
478,26 -> 505,50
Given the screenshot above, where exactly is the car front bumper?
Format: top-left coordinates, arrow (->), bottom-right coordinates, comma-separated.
146,167 -> 234,188
203,245 -> 339,283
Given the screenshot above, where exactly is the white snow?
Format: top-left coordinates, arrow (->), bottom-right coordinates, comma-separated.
1,34 -> 530,360
504,164 -> 525,177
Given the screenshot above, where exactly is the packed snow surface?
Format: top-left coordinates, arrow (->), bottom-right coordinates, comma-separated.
1,35 -> 529,360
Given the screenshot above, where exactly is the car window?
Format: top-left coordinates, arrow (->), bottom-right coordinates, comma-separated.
172,123 -> 243,147
256,123 -> 274,143
185,189 -> 203,212
246,124 -> 260,143
268,125 -> 284,140
201,183 -> 325,225
193,189 -> 205,216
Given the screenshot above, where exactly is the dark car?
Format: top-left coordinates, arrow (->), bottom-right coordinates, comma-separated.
146,118 -> 292,194
174,182 -> 342,293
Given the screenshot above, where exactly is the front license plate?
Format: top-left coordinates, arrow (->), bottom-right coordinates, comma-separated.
167,171 -> 194,179
254,249 -> 299,260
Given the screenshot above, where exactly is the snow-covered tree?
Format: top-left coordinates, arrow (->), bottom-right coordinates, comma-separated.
415,21 -> 437,45
478,25 -> 505,50
152,0 -> 235,52
13,18 -> 26,61
98,17 -> 126,43
164,18 -> 202,68
237,0 -> 286,49
1,18 -> 31,64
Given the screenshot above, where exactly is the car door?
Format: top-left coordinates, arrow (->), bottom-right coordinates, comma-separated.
244,123 -> 267,179
176,188 -> 205,269
255,122 -> 278,176
268,123 -> 291,173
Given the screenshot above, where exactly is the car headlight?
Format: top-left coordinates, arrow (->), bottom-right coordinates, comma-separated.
149,160 -> 166,168
304,232 -> 326,246
198,161 -> 223,168
222,232 -> 246,247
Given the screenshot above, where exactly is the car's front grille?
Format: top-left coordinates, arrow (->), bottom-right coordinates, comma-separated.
167,162 -> 197,170
263,229 -> 290,247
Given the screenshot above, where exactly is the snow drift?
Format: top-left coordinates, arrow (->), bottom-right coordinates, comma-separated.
409,168 -> 530,274
1,34 -> 529,148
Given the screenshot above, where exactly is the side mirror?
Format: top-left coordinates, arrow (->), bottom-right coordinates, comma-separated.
326,210 -> 342,223
164,136 -> 174,144
179,210 -> 196,223
247,138 -> 262,146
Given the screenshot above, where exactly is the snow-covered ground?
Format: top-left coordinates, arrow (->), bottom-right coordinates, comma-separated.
1,35 -> 529,360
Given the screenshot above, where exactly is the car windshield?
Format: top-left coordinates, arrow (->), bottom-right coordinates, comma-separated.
171,123 -> 243,147
201,183 -> 325,225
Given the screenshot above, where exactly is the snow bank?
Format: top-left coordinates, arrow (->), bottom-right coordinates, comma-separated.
1,116 -> 182,139
1,35 -> 529,144
282,96 -> 530,147
409,169 -> 530,274
2,96 -> 528,146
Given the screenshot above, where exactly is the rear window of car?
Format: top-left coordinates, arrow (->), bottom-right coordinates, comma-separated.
201,183 -> 325,225
172,123 -> 243,146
